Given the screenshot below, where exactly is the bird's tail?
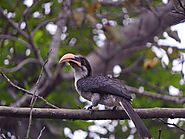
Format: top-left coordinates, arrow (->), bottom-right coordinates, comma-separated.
119,100 -> 152,139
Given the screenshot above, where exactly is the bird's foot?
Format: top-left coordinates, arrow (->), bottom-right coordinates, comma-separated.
87,105 -> 93,110
112,106 -> 117,110
84,105 -> 95,114
83,105 -> 93,110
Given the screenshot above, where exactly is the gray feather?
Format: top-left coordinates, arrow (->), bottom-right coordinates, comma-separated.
77,75 -> 132,101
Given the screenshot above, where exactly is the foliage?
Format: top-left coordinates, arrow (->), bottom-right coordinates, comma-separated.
0,0 -> 185,139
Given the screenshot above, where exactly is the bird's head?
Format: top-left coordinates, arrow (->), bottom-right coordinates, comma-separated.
59,53 -> 92,80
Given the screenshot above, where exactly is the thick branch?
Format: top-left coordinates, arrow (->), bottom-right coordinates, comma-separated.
12,0 -> 72,107
88,1 -> 185,74
0,106 -> 184,120
46,0 -> 72,69
100,0 -> 124,7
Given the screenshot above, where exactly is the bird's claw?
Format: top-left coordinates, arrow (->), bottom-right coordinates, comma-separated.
112,106 -> 117,110
84,105 -> 94,114
83,105 -> 93,110
87,105 -> 93,110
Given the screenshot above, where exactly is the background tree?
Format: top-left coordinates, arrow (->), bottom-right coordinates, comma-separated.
0,0 -> 185,138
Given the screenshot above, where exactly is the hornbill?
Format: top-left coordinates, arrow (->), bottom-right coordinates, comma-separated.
59,53 -> 152,139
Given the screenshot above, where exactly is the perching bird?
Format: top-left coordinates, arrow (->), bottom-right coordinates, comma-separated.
59,53 -> 152,139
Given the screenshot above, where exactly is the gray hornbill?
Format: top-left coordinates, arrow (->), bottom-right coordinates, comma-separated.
59,53 -> 152,139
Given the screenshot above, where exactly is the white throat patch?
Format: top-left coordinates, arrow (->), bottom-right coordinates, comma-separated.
74,67 -> 88,82
74,66 -> 88,95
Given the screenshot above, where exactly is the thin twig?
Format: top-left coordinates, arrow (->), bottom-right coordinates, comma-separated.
0,34 -> 30,48
24,16 -> 43,61
0,58 -> 42,73
23,0 -> 42,21
158,128 -> 162,139
121,56 -> 144,74
0,72 -> 59,109
37,126 -> 46,139
0,7 -> 42,60
31,17 -> 62,37
26,52 -> 50,139
25,70 -> 43,138
27,34 -> 43,61
126,85 -> 185,104
0,7 -> 29,40
158,118 -> 185,133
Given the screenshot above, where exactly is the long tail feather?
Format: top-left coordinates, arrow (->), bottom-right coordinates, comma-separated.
119,100 -> 152,139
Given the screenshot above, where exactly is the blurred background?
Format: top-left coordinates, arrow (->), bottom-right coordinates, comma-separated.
0,0 -> 185,138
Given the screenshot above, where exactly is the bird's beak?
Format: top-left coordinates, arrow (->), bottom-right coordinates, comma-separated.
59,53 -> 81,67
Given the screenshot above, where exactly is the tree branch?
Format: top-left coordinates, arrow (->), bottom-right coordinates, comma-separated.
0,58 -> 42,73
26,55 -> 49,139
0,34 -> 30,48
46,0 -> 72,69
100,0 -> 124,7
0,8 -> 29,40
12,0 -> 72,108
0,7 -> 42,60
0,106 -> 185,120
158,118 -> 185,132
0,72 -> 59,109
37,126 -> 46,139
88,1 -> 185,74
126,85 -> 185,104
31,17 -> 63,37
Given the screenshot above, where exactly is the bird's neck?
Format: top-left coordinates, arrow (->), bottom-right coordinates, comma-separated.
74,70 -> 89,83
74,70 -> 90,93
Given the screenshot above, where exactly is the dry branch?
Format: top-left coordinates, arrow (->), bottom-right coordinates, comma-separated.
0,72 -> 59,109
0,106 -> 185,120
0,8 -> 29,40
126,85 -> 185,104
0,58 -> 42,73
7,0 -> 185,109
0,34 -> 30,48
100,0 -> 124,7
12,0 -> 72,108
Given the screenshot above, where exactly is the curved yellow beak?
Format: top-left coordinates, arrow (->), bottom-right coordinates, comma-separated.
59,53 -> 81,67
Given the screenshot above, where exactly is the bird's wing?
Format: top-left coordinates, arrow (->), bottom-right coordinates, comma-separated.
77,75 -> 132,101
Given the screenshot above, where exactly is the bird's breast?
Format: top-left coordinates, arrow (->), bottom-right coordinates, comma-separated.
77,90 -> 121,107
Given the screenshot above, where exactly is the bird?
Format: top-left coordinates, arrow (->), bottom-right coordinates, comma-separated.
59,53 -> 152,139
